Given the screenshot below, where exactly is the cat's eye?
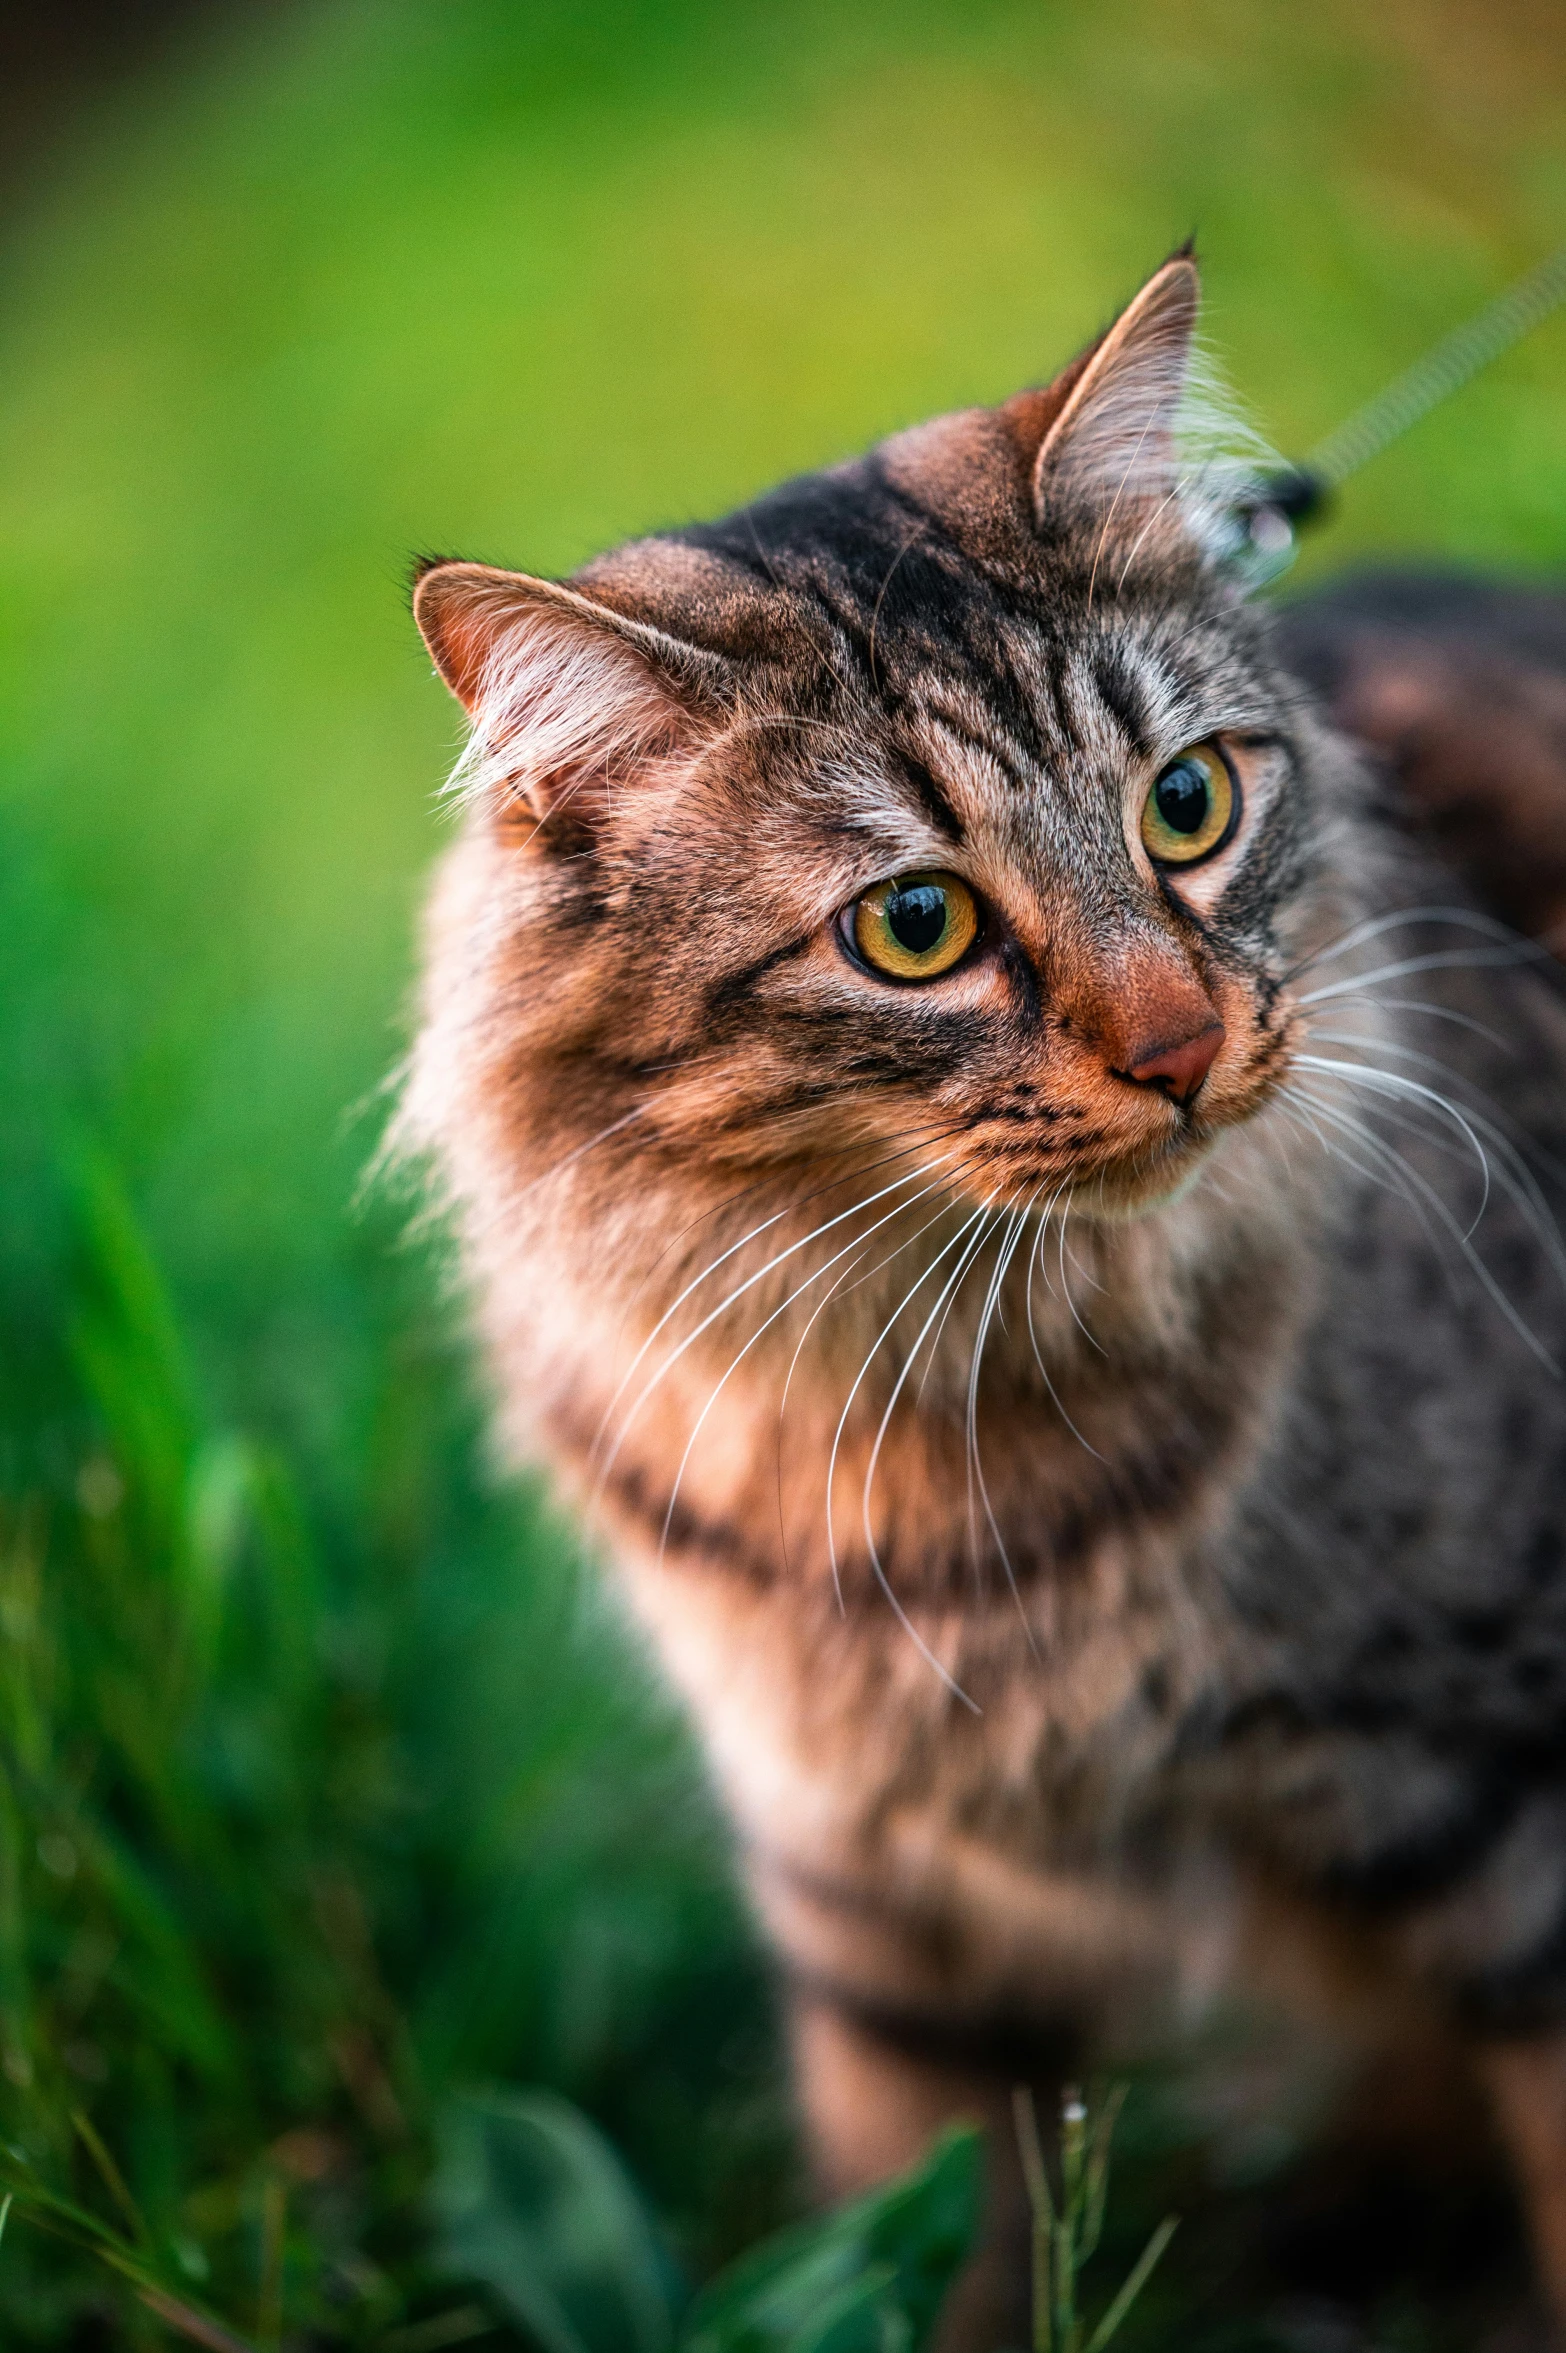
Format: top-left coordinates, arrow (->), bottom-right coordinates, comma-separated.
849,870 -> 979,982
1139,742 -> 1238,867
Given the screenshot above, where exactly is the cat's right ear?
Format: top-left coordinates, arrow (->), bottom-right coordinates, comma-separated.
1025,253 -> 1200,531
412,559 -> 727,844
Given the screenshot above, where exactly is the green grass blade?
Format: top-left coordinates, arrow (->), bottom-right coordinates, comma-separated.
1080,2218 -> 1178,2353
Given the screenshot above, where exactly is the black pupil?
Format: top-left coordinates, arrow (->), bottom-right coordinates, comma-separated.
1154,758 -> 1212,835
886,885 -> 947,955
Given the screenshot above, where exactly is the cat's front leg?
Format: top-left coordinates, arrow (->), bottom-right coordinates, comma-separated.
788,1985 -> 1050,2352
1478,2035 -> 1566,2335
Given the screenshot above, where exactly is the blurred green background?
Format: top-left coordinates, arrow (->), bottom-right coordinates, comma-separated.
0,0 -> 1562,2342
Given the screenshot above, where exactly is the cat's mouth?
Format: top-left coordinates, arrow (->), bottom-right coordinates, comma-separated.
939,1017 -> 1295,1221
1065,1132 -> 1225,1220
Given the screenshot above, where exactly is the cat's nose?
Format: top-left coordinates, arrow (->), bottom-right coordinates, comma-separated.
1123,1021 -> 1225,1104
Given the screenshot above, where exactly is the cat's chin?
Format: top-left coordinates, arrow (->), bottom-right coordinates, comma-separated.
1065,1139 -> 1219,1223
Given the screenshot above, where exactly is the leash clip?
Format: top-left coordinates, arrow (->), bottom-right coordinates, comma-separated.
1219,465 -> 1328,585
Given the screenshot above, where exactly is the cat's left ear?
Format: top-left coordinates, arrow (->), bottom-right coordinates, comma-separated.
1026,251 -> 1200,530
413,559 -> 729,843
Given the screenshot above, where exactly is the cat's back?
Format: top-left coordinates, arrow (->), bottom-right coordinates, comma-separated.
1213,578 -> 1566,1955
1277,570 -> 1566,950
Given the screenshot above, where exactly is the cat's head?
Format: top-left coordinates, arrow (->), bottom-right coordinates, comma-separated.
410,256 -> 1335,1239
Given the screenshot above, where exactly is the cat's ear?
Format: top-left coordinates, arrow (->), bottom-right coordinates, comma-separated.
1025,252 -> 1200,530
413,559 -> 728,843
878,253 -> 1204,567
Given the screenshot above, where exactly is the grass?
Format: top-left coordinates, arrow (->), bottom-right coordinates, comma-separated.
0,0 -> 1563,2342
0,1148 -> 790,2344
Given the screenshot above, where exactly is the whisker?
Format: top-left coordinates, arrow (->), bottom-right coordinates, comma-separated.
965,1200 -> 1040,1651
1058,1197 -> 1103,1353
1292,1080 -> 1491,1273
840,1194 -> 969,1312
865,1215 -> 1001,1590
1294,1051 -> 1566,1275
1027,1176 -> 1070,1305
964,1208 -> 1017,1572
1289,1081 -> 1559,1372
822,1197 -> 991,1578
1281,1089 -> 1478,1290
1305,996 -> 1510,1050
835,1203 -> 999,1709
1025,1184 -> 1106,1462
596,1150 -> 958,1497
914,1191 -> 1013,1404
1303,1080 -> 1497,1233
1305,1023 -> 1566,1205
594,1123 -> 965,1472
1296,1050 -> 1497,1233
1299,942 -> 1546,1007
1283,902 -> 1538,987
774,1239 -> 877,1585
616,1115 -> 966,1342
492,1104 -> 653,1209
658,1170 -> 958,1562
1060,1218 -> 1105,1297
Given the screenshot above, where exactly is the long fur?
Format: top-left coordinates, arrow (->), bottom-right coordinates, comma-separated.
400,258 -> 1566,2337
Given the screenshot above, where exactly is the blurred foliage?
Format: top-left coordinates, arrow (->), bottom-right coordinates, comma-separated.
437,2092 -> 981,2353
0,2048 -> 981,2351
0,0 -> 1562,2344
0,1153 -> 790,2343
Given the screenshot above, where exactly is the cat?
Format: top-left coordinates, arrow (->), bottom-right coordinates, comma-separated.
400,253 -> 1566,2340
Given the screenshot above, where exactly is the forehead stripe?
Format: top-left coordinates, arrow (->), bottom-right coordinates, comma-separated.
1093,646 -> 1155,758
898,758 -> 966,845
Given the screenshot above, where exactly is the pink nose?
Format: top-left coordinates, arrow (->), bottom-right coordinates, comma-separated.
1125,1022 -> 1225,1105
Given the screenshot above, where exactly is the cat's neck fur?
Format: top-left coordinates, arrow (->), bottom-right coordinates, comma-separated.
443,1026 -> 1326,1611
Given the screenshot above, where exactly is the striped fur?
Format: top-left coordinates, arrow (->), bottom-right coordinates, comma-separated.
402,258 -> 1566,2335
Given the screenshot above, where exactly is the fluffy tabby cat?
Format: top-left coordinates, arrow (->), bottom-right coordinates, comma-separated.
402,255 -> 1566,2337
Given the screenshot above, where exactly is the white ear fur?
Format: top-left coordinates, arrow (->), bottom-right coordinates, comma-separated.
1032,256 -> 1200,529
414,562 -> 719,837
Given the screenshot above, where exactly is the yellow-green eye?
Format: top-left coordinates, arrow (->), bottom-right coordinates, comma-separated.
1139,743 -> 1237,866
850,870 -> 979,981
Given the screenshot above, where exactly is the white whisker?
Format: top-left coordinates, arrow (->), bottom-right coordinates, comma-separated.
1300,942 -> 1543,1008
618,1118 -> 964,1342
1289,1081 -> 1559,1372
1282,1090 -> 1475,1289
1295,1051 -> 1497,1234
826,1203 -> 997,1705
1285,902 -> 1534,985
657,1171 -> 957,1561
1307,996 -> 1510,1050
1057,1198 -> 1103,1353
1294,1051 -> 1566,1280
915,1194 -> 1009,1404
507,1104 -> 652,1206
773,1240 -> 878,1582
594,1141 -> 956,1483
965,1202 -> 1040,1652
1306,1019 -> 1566,1210
1025,1184 -> 1105,1462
